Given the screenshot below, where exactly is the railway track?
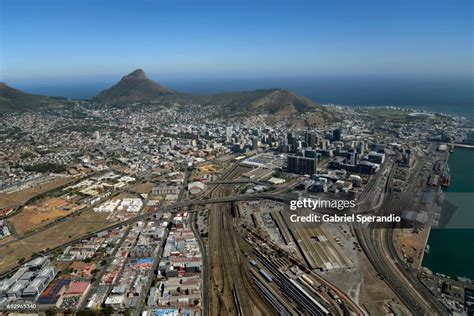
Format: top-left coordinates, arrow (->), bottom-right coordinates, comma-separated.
254,249 -> 330,316
208,165 -> 275,315
355,159 -> 447,315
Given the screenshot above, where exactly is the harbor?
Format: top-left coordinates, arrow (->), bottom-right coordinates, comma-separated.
422,147 -> 474,280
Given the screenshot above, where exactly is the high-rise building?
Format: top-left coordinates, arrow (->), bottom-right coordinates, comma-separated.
287,155 -> 299,173
252,138 -> 259,150
287,132 -> 297,151
321,139 -> 329,150
287,155 -> 318,175
299,157 -> 318,174
305,132 -> 317,148
356,141 -> 365,155
333,128 -> 342,142
287,132 -> 294,145
267,133 -> 274,146
93,131 -> 100,142
346,149 -> 359,166
226,126 -> 233,142
297,140 -> 303,151
368,151 -> 385,164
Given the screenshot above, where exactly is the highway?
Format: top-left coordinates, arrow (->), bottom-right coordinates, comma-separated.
206,179 -> 268,186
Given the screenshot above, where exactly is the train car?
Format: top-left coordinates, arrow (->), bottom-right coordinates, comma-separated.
300,274 -> 314,287
290,279 -> 330,315
259,269 -> 273,282
250,260 -> 257,267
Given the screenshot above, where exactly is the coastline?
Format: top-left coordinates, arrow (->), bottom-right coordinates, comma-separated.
422,147 -> 474,280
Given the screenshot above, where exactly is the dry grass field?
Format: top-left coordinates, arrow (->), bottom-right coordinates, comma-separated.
129,182 -> 154,194
0,176 -> 76,209
9,197 -> 86,235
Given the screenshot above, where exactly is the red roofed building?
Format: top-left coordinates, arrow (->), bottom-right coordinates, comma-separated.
66,281 -> 90,295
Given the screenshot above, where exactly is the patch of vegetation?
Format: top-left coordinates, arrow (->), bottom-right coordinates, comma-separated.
23,162 -> 67,173
20,152 -> 35,159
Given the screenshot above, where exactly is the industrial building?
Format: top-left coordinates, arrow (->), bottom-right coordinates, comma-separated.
0,258 -> 57,302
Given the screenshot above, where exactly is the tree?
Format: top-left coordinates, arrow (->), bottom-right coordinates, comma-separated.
102,306 -> 115,315
76,310 -> 99,316
45,308 -> 56,316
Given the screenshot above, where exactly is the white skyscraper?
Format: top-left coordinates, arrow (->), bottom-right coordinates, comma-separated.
226,126 -> 233,142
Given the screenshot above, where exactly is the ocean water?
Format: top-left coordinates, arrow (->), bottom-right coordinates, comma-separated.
16,75 -> 473,118
422,148 -> 474,279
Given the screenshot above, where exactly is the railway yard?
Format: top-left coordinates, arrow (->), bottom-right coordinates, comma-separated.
207,165 -> 274,315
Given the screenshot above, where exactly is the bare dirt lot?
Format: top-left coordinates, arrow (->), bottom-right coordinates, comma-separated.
9,197 -> 86,235
128,182 -> 154,194
357,252 -> 410,315
393,228 -> 430,269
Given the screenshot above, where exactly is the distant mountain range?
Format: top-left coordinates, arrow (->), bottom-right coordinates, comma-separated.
0,69 -> 327,121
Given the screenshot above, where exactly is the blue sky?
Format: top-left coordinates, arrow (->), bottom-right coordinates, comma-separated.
1,0 -> 472,82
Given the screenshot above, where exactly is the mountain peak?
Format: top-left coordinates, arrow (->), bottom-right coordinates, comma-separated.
122,68 -> 148,81
93,69 -> 175,105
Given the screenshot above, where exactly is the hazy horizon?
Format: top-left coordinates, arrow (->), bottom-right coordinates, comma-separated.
7,73 -> 471,118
